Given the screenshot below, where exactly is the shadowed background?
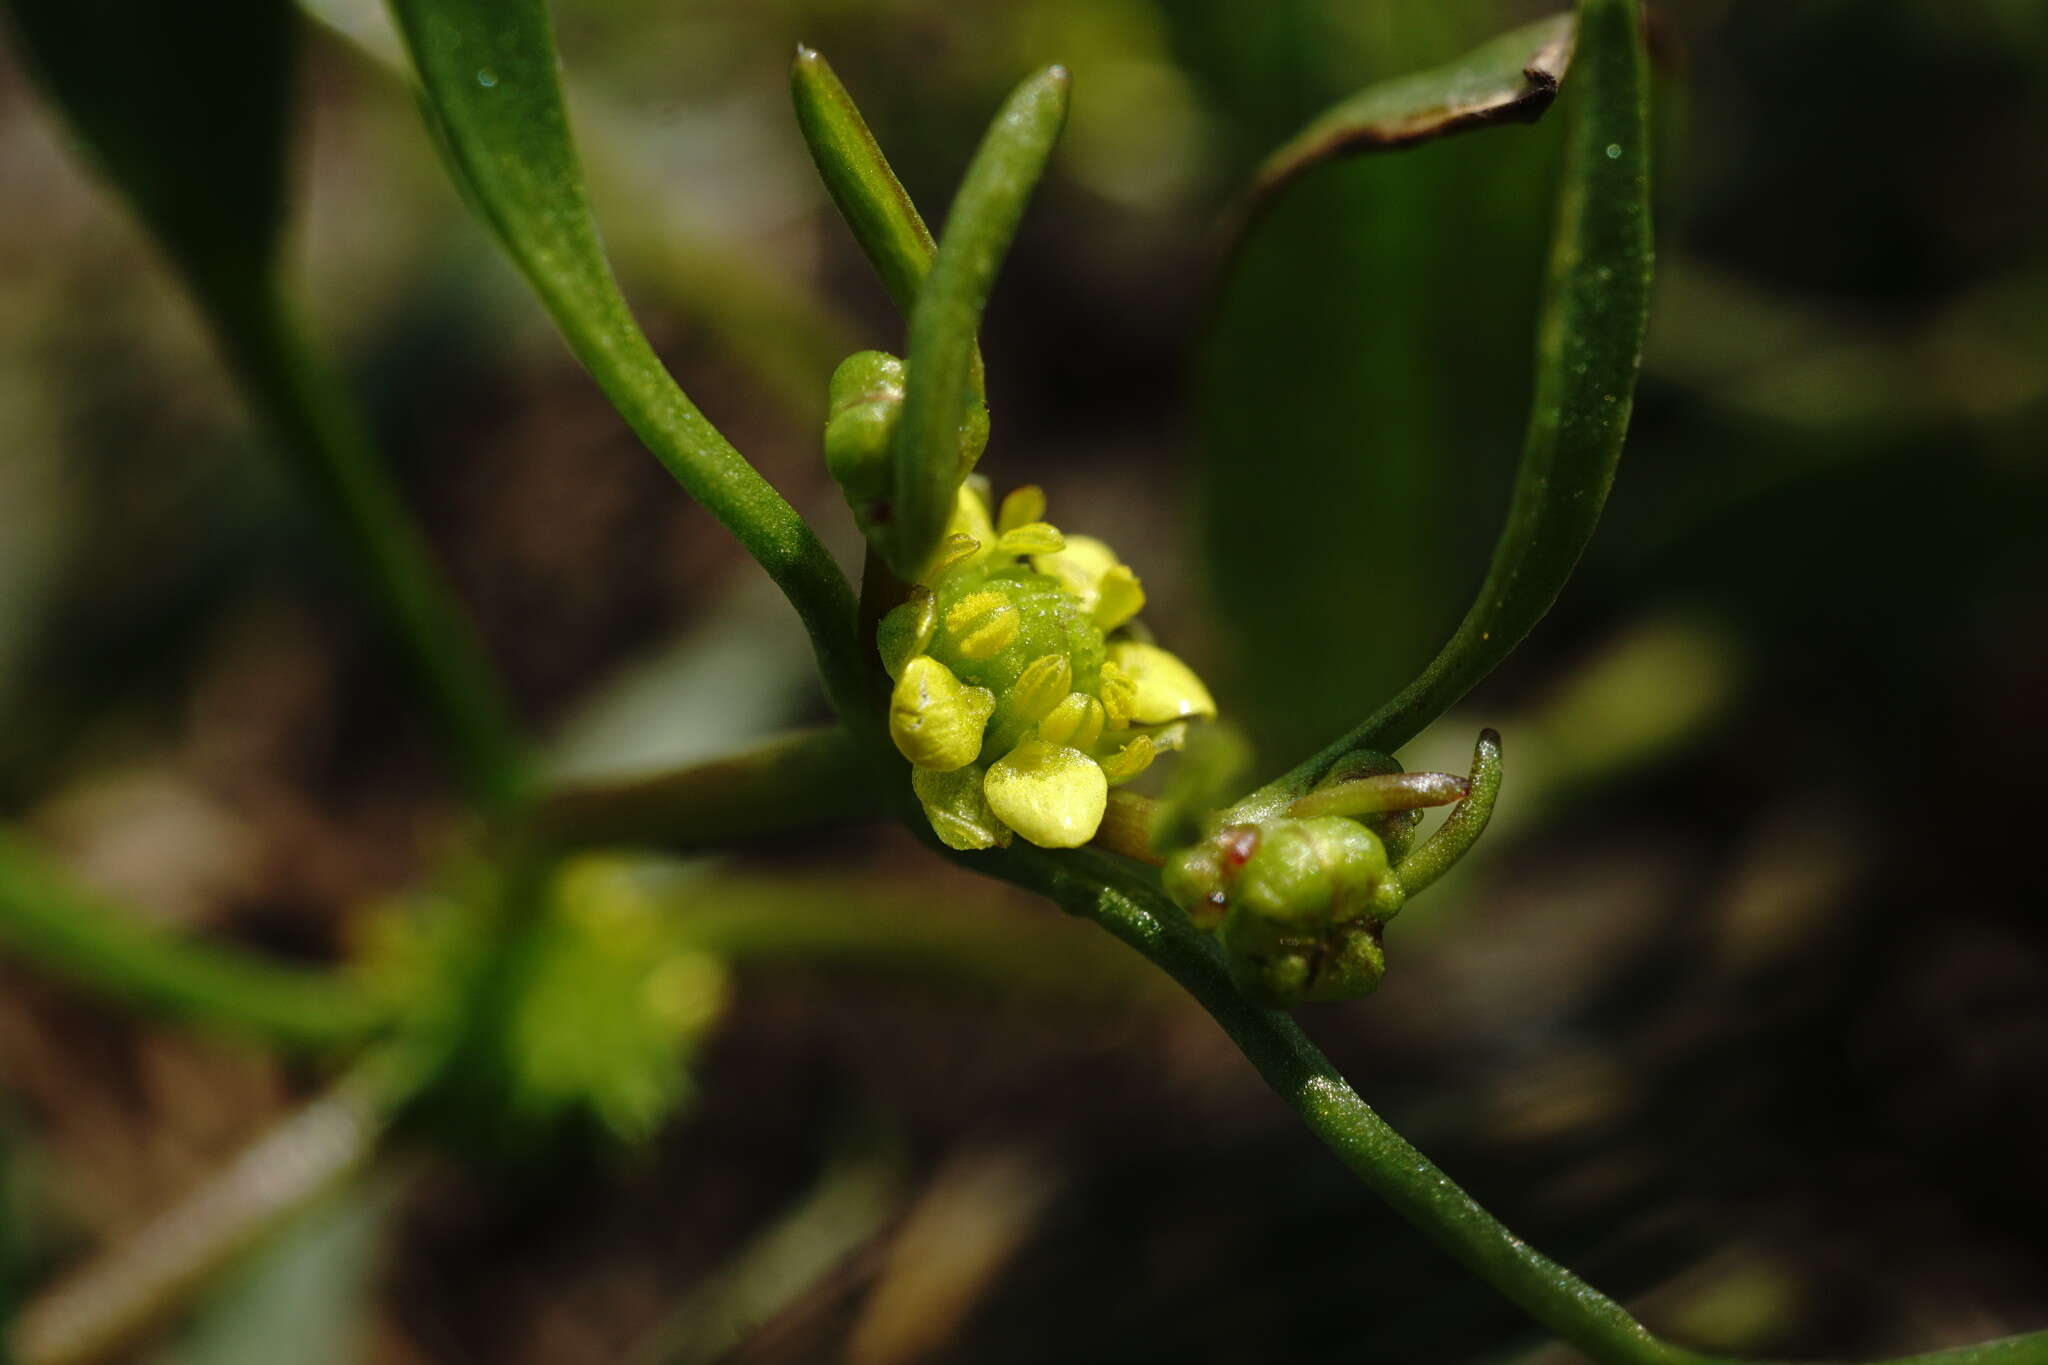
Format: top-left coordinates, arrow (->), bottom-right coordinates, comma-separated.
0,0 -> 2044,1361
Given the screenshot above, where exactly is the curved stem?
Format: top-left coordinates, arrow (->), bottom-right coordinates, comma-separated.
0,827 -> 387,1051
1266,0 -> 1653,794
387,0 -> 866,724
984,842 -> 1696,1365
971,843 -> 2048,1365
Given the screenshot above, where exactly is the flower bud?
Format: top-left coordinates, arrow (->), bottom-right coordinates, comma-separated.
824,351 -> 906,504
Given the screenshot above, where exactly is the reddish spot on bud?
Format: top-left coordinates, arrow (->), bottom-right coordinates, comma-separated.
1220,824 -> 1260,868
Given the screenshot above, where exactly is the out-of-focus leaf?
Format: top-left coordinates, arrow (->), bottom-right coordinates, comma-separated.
1193,3 -> 1563,763
5,0 -> 530,811
1234,13 -> 1575,240
0,826 -> 386,1049
385,0 -> 866,718
10,1064 -> 401,1365
1279,0 -> 1652,784
152,1177 -> 395,1365
625,1116 -> 905,1365
1,0 -> 292,287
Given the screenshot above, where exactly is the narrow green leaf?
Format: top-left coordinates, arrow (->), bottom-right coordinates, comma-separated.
791,45 -> 988,513
1271,0 -> 1652,790
5,0 -> 529,810
1,0 -> 291,284
789,47 -> 942,320
887,67 -> 1070,579
385,0 -> 866,721
1233,13 -> 1575,242
0,827 -> 385,1050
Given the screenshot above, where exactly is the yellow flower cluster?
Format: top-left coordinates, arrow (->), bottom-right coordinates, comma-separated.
883,482 -> 1215,850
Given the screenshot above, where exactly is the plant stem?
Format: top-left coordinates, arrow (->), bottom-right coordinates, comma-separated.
387,0 -> 867,725
0,827 -> 386,1051
202,270 -> 531,811
973,842 -> 2048,1365
1267,0 -> 1653,794
986,842 -> 1696,1364
525,727 -> 879,855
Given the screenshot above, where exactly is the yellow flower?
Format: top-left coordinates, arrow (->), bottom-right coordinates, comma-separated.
882,483 -> 1215,850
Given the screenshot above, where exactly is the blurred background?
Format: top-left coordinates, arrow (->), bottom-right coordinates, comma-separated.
1,0 -> 2045,1361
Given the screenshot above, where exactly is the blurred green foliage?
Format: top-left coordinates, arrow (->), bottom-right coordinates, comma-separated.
0,0 -> 2043,1362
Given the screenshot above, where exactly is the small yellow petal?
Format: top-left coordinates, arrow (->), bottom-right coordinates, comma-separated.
1098,659 -> 1136,730
1100,734 -> 1157,784
1147,720 -> 1189,752
1030,534 -> 1119,609
1037,691 -> 1105,751
962,474 -> 995,521
877,589 -> 936,680
984,740 -> 1108,849
890,656 -> 994,771
912,766 -> 1010,850
1107,641 -> 1217,724
923,532 -> 982,582
915,487 -> 998,583
995,522 -> 1067,558
952,481 -> 996,543
1092,564 -> 1146,631
996,484 -> 1046,533
1009,654 -> 1073,722
944,590 -> 1021,661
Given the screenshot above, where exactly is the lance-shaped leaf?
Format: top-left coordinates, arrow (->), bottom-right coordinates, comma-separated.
2,0 -> 291,285
385,0 -> 865,720
1232,13 -> 1576,244
4,0 -> 530,809
790,46 -> 988,529
1270,0 -> 1652,791
790,46 -> 941,321
886,67 -> 1070,580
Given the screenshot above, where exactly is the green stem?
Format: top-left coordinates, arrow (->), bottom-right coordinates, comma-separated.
201,269 -> 531,811
525,727 -> 880,855
985,842 -> 1692,1364
887,67 -> 1070,578
386,0 -> 866,724
1268,0 -> 1653,793
973,844 -> 2048,1365
0,827 -> 386,1050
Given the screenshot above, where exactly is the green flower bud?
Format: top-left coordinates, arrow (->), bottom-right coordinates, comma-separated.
825,349 -> 906,509
1235,817 -> 1399,925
